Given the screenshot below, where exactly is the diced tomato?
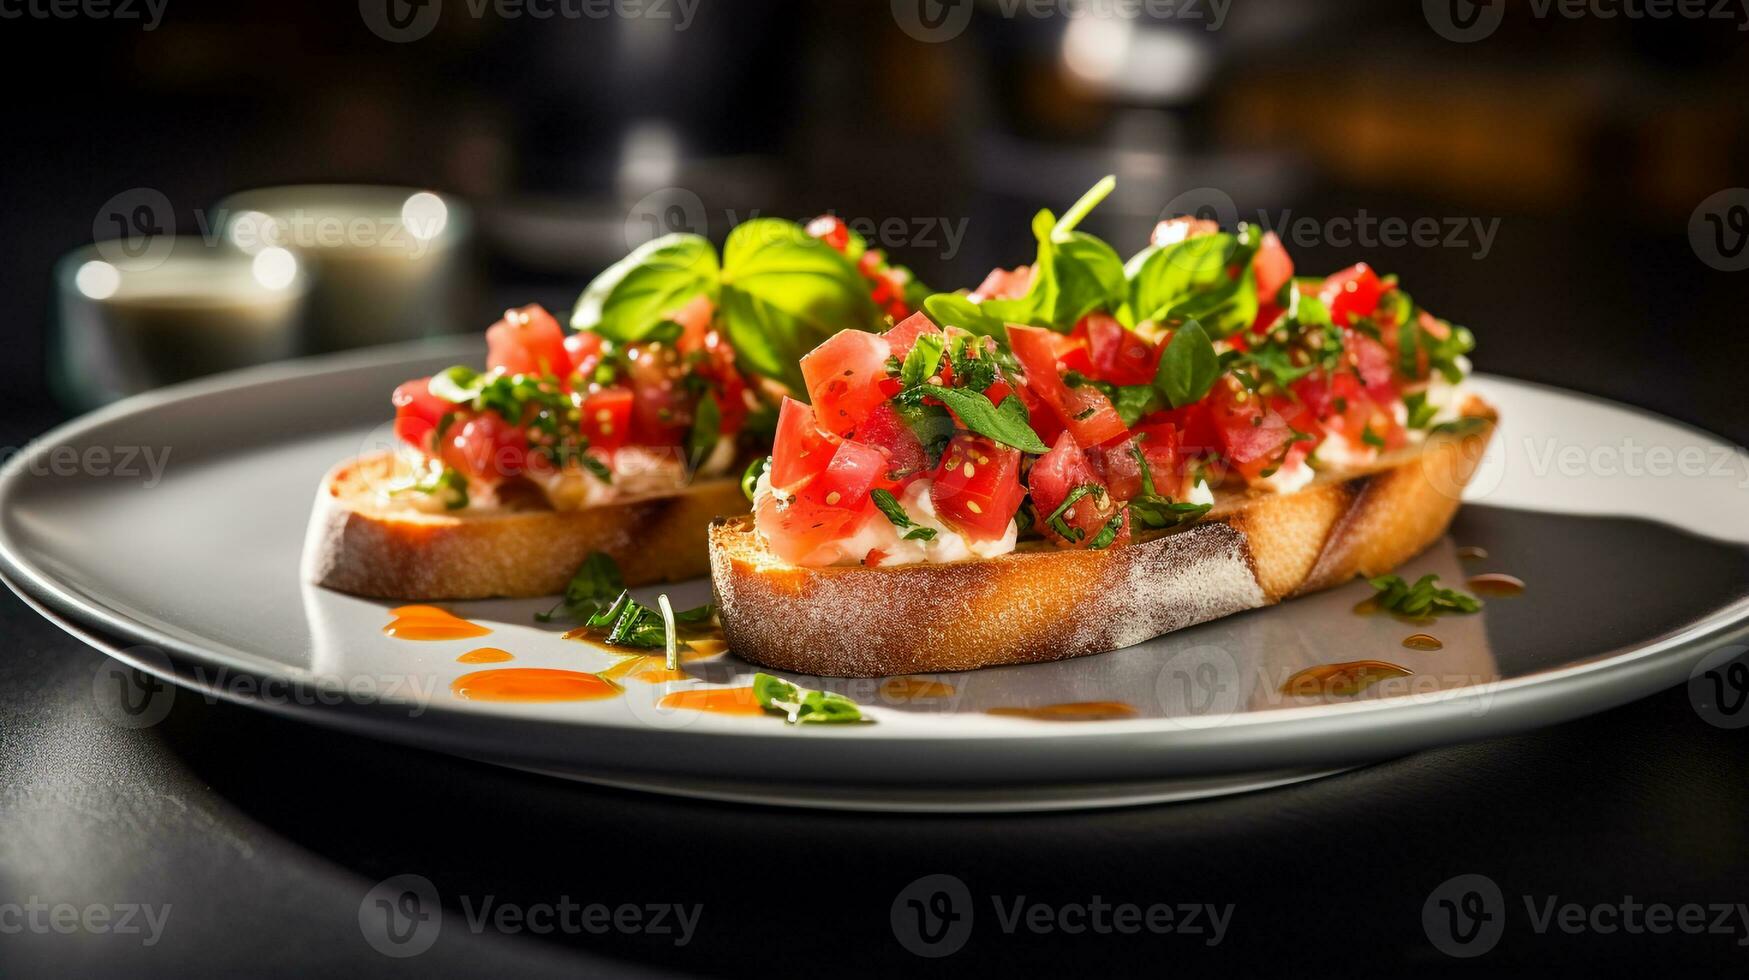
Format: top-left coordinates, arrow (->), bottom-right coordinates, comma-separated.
392,377 -> 449,453
1028,432 -> 1128,549
813,439 -> 886,512
564,331 -> 605,382
769,397 -> 839,493
883,312 -> 942,364
1253,231 -> 1293,303
930,434 -> 1024,540
1208,383 -> 1318,483
1160,401 -> 1221,459
579,385 -> 634,452
969,265 -> 1032,302
1347,331 -> 1397,400
1319,264 -> 1384,328
692,326 -> 750,436
670,294 -> 716,353
755,488 -> 871,566
1095,422 -> 1183,501
486,305 -> 571,379
805,215 -> 851,252
854,401 -> 928,487
800,329 -> 893,435
1007,325 -> 1129,446
441,412 -> 528,482
1077,313 -> 1159,387
623,344 -> 691,446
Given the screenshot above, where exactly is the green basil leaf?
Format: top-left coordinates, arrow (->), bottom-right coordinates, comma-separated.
741,456 -> 770,503
977,178 -> 1126,332
1126,234 -> 1234,324
899,332 -> 946,389
917,386 -> 1050,454
1128,497 -> 1212,531
1155,320 -> 1220,409
536,552 -> 626,623
428,365 -> 485,404
923,293 -> 1006,337
720,219 -> 880,390
571,233 -> 719,343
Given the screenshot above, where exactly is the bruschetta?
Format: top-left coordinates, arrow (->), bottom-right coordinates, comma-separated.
303,215 -> 927,599
709,178 -> 1493,675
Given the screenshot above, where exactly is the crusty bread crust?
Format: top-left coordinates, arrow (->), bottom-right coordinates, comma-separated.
710,399 -> 1496,677
303,452 -> 748,599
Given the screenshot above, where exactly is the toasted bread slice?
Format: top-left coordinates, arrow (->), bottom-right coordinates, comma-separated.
303,451 -> 748,599
708,398 -> 1496,677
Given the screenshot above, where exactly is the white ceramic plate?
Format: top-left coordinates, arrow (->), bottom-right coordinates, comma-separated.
4,338 -> 1747,810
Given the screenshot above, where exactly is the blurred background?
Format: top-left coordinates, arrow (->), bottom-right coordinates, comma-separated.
1,0 -> 1743,436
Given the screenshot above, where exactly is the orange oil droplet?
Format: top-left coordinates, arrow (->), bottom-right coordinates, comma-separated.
1468,573 -> 1525,597
450,668 -> 617,702
1282,661 -> 1413,697
384,605 -> 491,641
1402,633 -> 1444,652
657,686 -> 766,716
599,656 -> 689,684
879,677 -> 958,701
987,701 -> 1138,721
457,647 -> 514,664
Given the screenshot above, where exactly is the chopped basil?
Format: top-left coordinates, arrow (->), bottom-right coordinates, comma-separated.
870,488 -> 937,541
1361,425 -> 1386,449
394,466 -> 468,510
1042,484 -> 1104,542
535,551 -> 624,622
1088,511 -> 1126,550
899,332 -> 946,389
752,673 -> 868,724
915,385 -> 1050,454
1367,573 -> 1481,616
1128,496 -> 1212,530
1404,391 -> 1439,429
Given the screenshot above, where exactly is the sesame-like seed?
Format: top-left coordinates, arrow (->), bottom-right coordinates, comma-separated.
966,501 -> 982,514
977,454 -> 991,465
825,491 -> 841,505
595,409 -> 611,421
964,462 -> 976,477
600,423 -> 613,434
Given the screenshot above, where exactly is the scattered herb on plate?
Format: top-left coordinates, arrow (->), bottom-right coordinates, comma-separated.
751,673 -> 869,724
1366,574 -> 1482,616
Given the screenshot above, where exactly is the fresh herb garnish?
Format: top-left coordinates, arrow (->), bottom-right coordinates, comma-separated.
915,385 -> 1051,454
1127,496 -> 1212,530
1155,319 -> 1220,408
870,488 -> 937,541
573,220 -> 881,390
751,673 -> 868,724
1361,425 -> 1386,449
923,292 -> 1007,338
393,466 -> 469,510
974,177 -> 1128,332
899,332 -> 946,389
1125,224 -> 1261,338
1403,391 -> 1439,430
1367,574 -> 1482,616
1088,511 -> 1126,550
535,551 -> 624,623
1041,484 -> 1104,542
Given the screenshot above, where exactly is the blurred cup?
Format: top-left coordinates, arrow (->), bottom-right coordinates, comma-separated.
215,185 -> 476,353
53,238 -> 308,410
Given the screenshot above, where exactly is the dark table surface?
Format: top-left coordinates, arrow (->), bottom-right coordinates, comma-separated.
4,228 -> 1749,977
